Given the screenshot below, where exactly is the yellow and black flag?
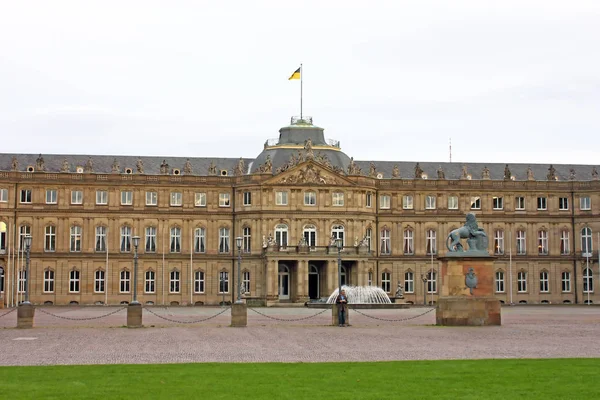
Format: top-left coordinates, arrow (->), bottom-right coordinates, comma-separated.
288,67 -> 301,80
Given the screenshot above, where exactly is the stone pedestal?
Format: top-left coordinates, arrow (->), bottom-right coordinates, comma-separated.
17,303 -> 35,329
332,304 -> 350,326
436,296 -> 501,326
127,303 -> 143,328
231,303 -> 247,327
440,256 -> 496,297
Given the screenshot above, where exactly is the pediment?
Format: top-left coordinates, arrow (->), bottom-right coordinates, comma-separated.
264,161 -> 354,186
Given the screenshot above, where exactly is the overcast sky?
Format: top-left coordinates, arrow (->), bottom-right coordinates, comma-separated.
1,1 -> 599,165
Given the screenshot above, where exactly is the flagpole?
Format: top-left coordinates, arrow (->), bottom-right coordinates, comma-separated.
300,63 -> 303,120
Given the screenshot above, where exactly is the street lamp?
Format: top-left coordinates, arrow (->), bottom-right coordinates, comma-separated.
23,235 -> 32,305
421,273 -> 428,305
131,236 -> 140,305
236,236 -> 243,304
336,238 -> 343,296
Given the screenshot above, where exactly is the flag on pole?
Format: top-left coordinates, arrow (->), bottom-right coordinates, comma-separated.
288,67 -> 301,80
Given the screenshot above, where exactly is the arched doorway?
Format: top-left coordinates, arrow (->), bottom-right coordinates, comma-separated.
340,265 -> 347,287
278,264 -> 290,300
309,264 -> 319,299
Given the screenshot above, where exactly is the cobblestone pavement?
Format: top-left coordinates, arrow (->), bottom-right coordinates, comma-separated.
0,306 -> 599,366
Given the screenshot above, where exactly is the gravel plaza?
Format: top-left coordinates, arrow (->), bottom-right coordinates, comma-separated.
0,305 -> 599,366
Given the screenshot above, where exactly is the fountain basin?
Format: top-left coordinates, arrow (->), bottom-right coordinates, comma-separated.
305,302 -> 411,309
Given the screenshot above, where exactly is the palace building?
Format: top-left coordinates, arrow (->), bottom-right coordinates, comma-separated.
0,116 -> 598,306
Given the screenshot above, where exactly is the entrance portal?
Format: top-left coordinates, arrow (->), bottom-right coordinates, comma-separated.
308,264 -> 319,299
278,264 -> 290,300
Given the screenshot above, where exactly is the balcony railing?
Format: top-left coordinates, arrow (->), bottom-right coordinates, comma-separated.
263,245 -> 370,256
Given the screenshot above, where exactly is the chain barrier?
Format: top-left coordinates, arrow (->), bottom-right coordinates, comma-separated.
37,307 -> 127,321
143,306 -> 231,324
350,306 -> 435,322
248,307 -> 329,322
0,308 -> 17,319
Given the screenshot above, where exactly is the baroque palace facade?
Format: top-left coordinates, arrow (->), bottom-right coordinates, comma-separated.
0,117 -> 598,306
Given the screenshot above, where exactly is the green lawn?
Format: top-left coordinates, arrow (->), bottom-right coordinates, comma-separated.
1,359 -> 598,399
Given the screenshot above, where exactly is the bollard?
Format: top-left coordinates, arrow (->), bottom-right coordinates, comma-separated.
17,303 -> 35,329
127,303 -> 143,328
331,304 -> 350,327
231,303 -> 247,327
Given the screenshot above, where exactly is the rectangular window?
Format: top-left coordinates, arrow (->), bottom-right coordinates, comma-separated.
380,195 -> 391,209
242,271 -> 250,294
537,196 -> 547,210
561,271 -> 571,292
120,226 -> 132,252
69,270 -> 80,293
95,270 -> 105,293
403,230 -> 414,255
195,192 -> 206,207
366,192 -> 372,208
381,272 -> 391,293
170,270 -> 180,293
304,192 -> 316,206
0,188 -> 8,202
121,191 -> 133,205
515,196 -> 525,210
538,231 -> 548,255
380,230 -> 391,255
517,271 -> 527,292
494,230 -> 504,255
20,189 -> 32,204
96,190 -> 108,205
368,271 -> 373,286
332,192 -> 344,206
146,191 -> 158,206
145,227 -> 157,253
219,271 -> 229,293
492,196 -> 503,210
71,190 -> 83,205
516,230 -> 526,255
425,195 -> 436,210
95,226 -> 107,252
219,193 -> 230,207
539,271 -> 549,293
45,225 -> 56,252
580,196 -> 591,210
170,192 -> 182,206
19,225 -> 31,250
448,195 -> 458,210
120,270 -> 131,293
559,197 -> 569,211
495,271 -> 505,293
45,189 -> 57,204
470,196 -> 481,210
170,227 -> 181,253
243,191 -> 252,206
44,270 -> 55,293
402,195 -> 413,210
427,271 -> 437,294
70,226 -> 82,252
560,231 -> 570,255
404,271 -> 414,293
219,227 -> 230,253
194,271 -> 205,293
275,191 -> 288,205
243,227 -> 251,253
194,227 -> 206,253
426,230 -> 436,255
145,271 -> 155,294
18,270 -> 27,293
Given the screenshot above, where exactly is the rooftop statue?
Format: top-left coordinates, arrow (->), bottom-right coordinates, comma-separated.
136,158 -> 144,174
183,159 -> 193,175
392,165 -> 400,178
414,163 -> 423,179
481,166 -> 490,180
446,213 -> 489,256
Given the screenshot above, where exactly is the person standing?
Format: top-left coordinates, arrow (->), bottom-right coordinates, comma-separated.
336,289 -> 348,327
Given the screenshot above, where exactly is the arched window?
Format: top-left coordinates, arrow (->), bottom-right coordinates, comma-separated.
69,269 -> 80,293
170,270 -> 180,293
120,225 -> 132,252
120,270 -> 131,293
581,227 -> 593,256
560,231 -> 570,255
426,229 -> 436,255
94,270 -> 105,293
95,226 -> 107,252
517,270 -> 527,292
516,230 -> 526,255
404,270 -> 414,293
583,268 -> 594,293
194,227 -> 206,253
44,269 -> 55,293
494,230 -> 504,255
145,226 -> 157,253
495,270 -> 505,293
170,227 -> 181,253
0,221 -> 7,252
45,225 -> 56,252
145,270 -> 155,293
219,227 -> 230,253
194,270 -> 205,293
303,224 -> 317,248
537,230 -> 548,255
539,270 -> 549,293
403,229 -> 414,255
70,225 -> 82,252
243,227 -> 251,253
380,228 -> 391,255
19,225 -> 31,249
331,225 -> 345,246
275,224 -> 288,248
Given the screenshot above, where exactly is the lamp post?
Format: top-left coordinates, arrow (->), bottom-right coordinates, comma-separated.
131,236 -> 140,305
336,238 -> 343,296
421,273 -> 427,305
23,235 -> 32,305
220,274 -> 226,306
236,236 -> 243,304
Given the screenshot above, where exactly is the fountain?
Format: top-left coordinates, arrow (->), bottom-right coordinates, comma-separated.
306,285 -> 409,309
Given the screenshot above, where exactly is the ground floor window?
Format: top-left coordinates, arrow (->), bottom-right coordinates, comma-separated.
381,271 -> 391,292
